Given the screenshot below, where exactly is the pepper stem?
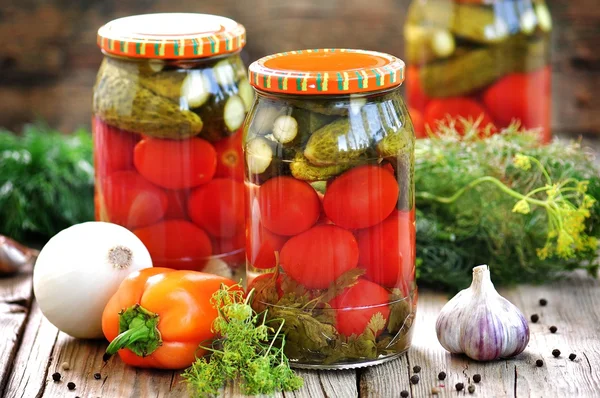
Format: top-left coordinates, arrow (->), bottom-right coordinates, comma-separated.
105,304 -> 162,359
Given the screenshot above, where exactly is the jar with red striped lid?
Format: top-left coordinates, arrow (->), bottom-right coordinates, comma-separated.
244,49 -> 417,368
93,13 -> 252,278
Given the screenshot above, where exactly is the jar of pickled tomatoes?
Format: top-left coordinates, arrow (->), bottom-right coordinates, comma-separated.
93,14 -> 252,278
405,0 -> 552,141
244,49 -> 417,368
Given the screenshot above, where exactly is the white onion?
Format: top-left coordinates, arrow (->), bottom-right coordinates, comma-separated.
33,222 -> 152,339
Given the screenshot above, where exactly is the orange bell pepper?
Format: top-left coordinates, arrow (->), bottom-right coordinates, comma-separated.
102,267 -> 236,369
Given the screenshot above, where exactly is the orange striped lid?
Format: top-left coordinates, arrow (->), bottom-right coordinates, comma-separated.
97,13 -> 246,59
248,49 -> 405,95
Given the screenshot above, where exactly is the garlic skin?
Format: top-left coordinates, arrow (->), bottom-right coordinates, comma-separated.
435,265 -> 530,361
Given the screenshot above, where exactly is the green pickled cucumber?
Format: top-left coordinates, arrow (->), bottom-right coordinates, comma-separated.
93,68 -> 203,139
292,95 -> 367,116
304,118 -> 372,166
376,127 -> 413,158
290,152 -> 353,181
294,109 -> 338,140
196,94 -> 247,141
238,79 -> 255,112
104,58 -> 188,102
405,25 -> 456,64
420,35 -> 549,97
408,0 -> 509,44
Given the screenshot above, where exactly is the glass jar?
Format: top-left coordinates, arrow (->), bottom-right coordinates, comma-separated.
244,49 -> 417,369
405,0 -> 552,141
93,14 -> 251,278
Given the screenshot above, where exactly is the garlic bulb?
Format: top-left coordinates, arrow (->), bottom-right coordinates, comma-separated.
435,265 -> 529,361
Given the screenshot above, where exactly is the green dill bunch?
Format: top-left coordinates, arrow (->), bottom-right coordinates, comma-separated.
415,120 -> 600,291
0,123 -> 94,242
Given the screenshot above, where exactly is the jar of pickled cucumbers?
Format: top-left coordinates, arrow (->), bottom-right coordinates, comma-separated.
244,49 -> 417,368
93,14 -> 252,278
405,0 -> 552,141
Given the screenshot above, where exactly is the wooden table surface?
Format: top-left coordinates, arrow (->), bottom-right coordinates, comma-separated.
1,270 -> 599,398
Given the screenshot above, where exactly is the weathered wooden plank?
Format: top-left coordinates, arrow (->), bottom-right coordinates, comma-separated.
358,354 -> 411,397
41,335 -> 187,397
369,272 -> 600,398
3,301 -> 58,398
0,273 -> 34,396
222,368 -> 358,398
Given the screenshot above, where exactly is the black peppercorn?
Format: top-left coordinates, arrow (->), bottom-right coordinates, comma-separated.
539,298 -> 548,306
549,326 -> 557,333
67,382 -> 76,390
468,385 -> 475,394
536,359 -> 544,367
94,372 -> 101,380
400,390 -> 409,398
456,382 -> 464,391
52,372 -> 61,382
569,353 -> 577,361
438,371 -> 447,380
552,349 -> 561,357
473,374 -> 481,383
410,375 -> 419,385
530,314 -> 539,323
413,365 -> 421,373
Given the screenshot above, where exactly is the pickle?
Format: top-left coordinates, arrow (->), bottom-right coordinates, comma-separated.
376,127 -> 413,158
93,68 -> 203,139
246,137 -> 274,175
180,70 -> 212,108
196,94 -> 246,141
238,79 -> 255,112
248,103 -> 285,137
420,36 -> 549,97
304,118 -> 372,166
535,3 -> 552,32
224,95 -> 246,131
290,152 -> 353,181
292,95 -> 366,116
272,115 -> 299,144
405,25 -> 456,64
408,0 -> 509,44
213,59 -> 237,87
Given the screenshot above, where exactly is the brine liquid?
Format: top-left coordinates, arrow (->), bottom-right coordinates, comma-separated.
245,160 -> 417,367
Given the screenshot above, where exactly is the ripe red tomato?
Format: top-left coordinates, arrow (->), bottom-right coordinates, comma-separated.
100,170 -> 168,228
323,165 -> 398,230
258,176 -> 321,236
357,210 -> 416,288
133,137 -> 217,189
247,223 -> 288,269
213,130 -> 244,181
406,66 -> 430,111
133,219 -> 212,270
164,189 -> 189,220
93,118 -> 139,177
329,279 -> 391,337
280,225 -> 359,289
483,67 -> 551,142
188,178 -> 245,238
424,97 -> 495,134
409,107 -> 426,138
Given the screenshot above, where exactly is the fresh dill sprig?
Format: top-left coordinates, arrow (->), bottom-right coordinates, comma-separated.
0,123 -> 94,242
181,284 -> 303,397
415,119 -> 600,291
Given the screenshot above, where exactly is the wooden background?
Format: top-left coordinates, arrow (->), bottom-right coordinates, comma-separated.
0,0 -> 598,135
